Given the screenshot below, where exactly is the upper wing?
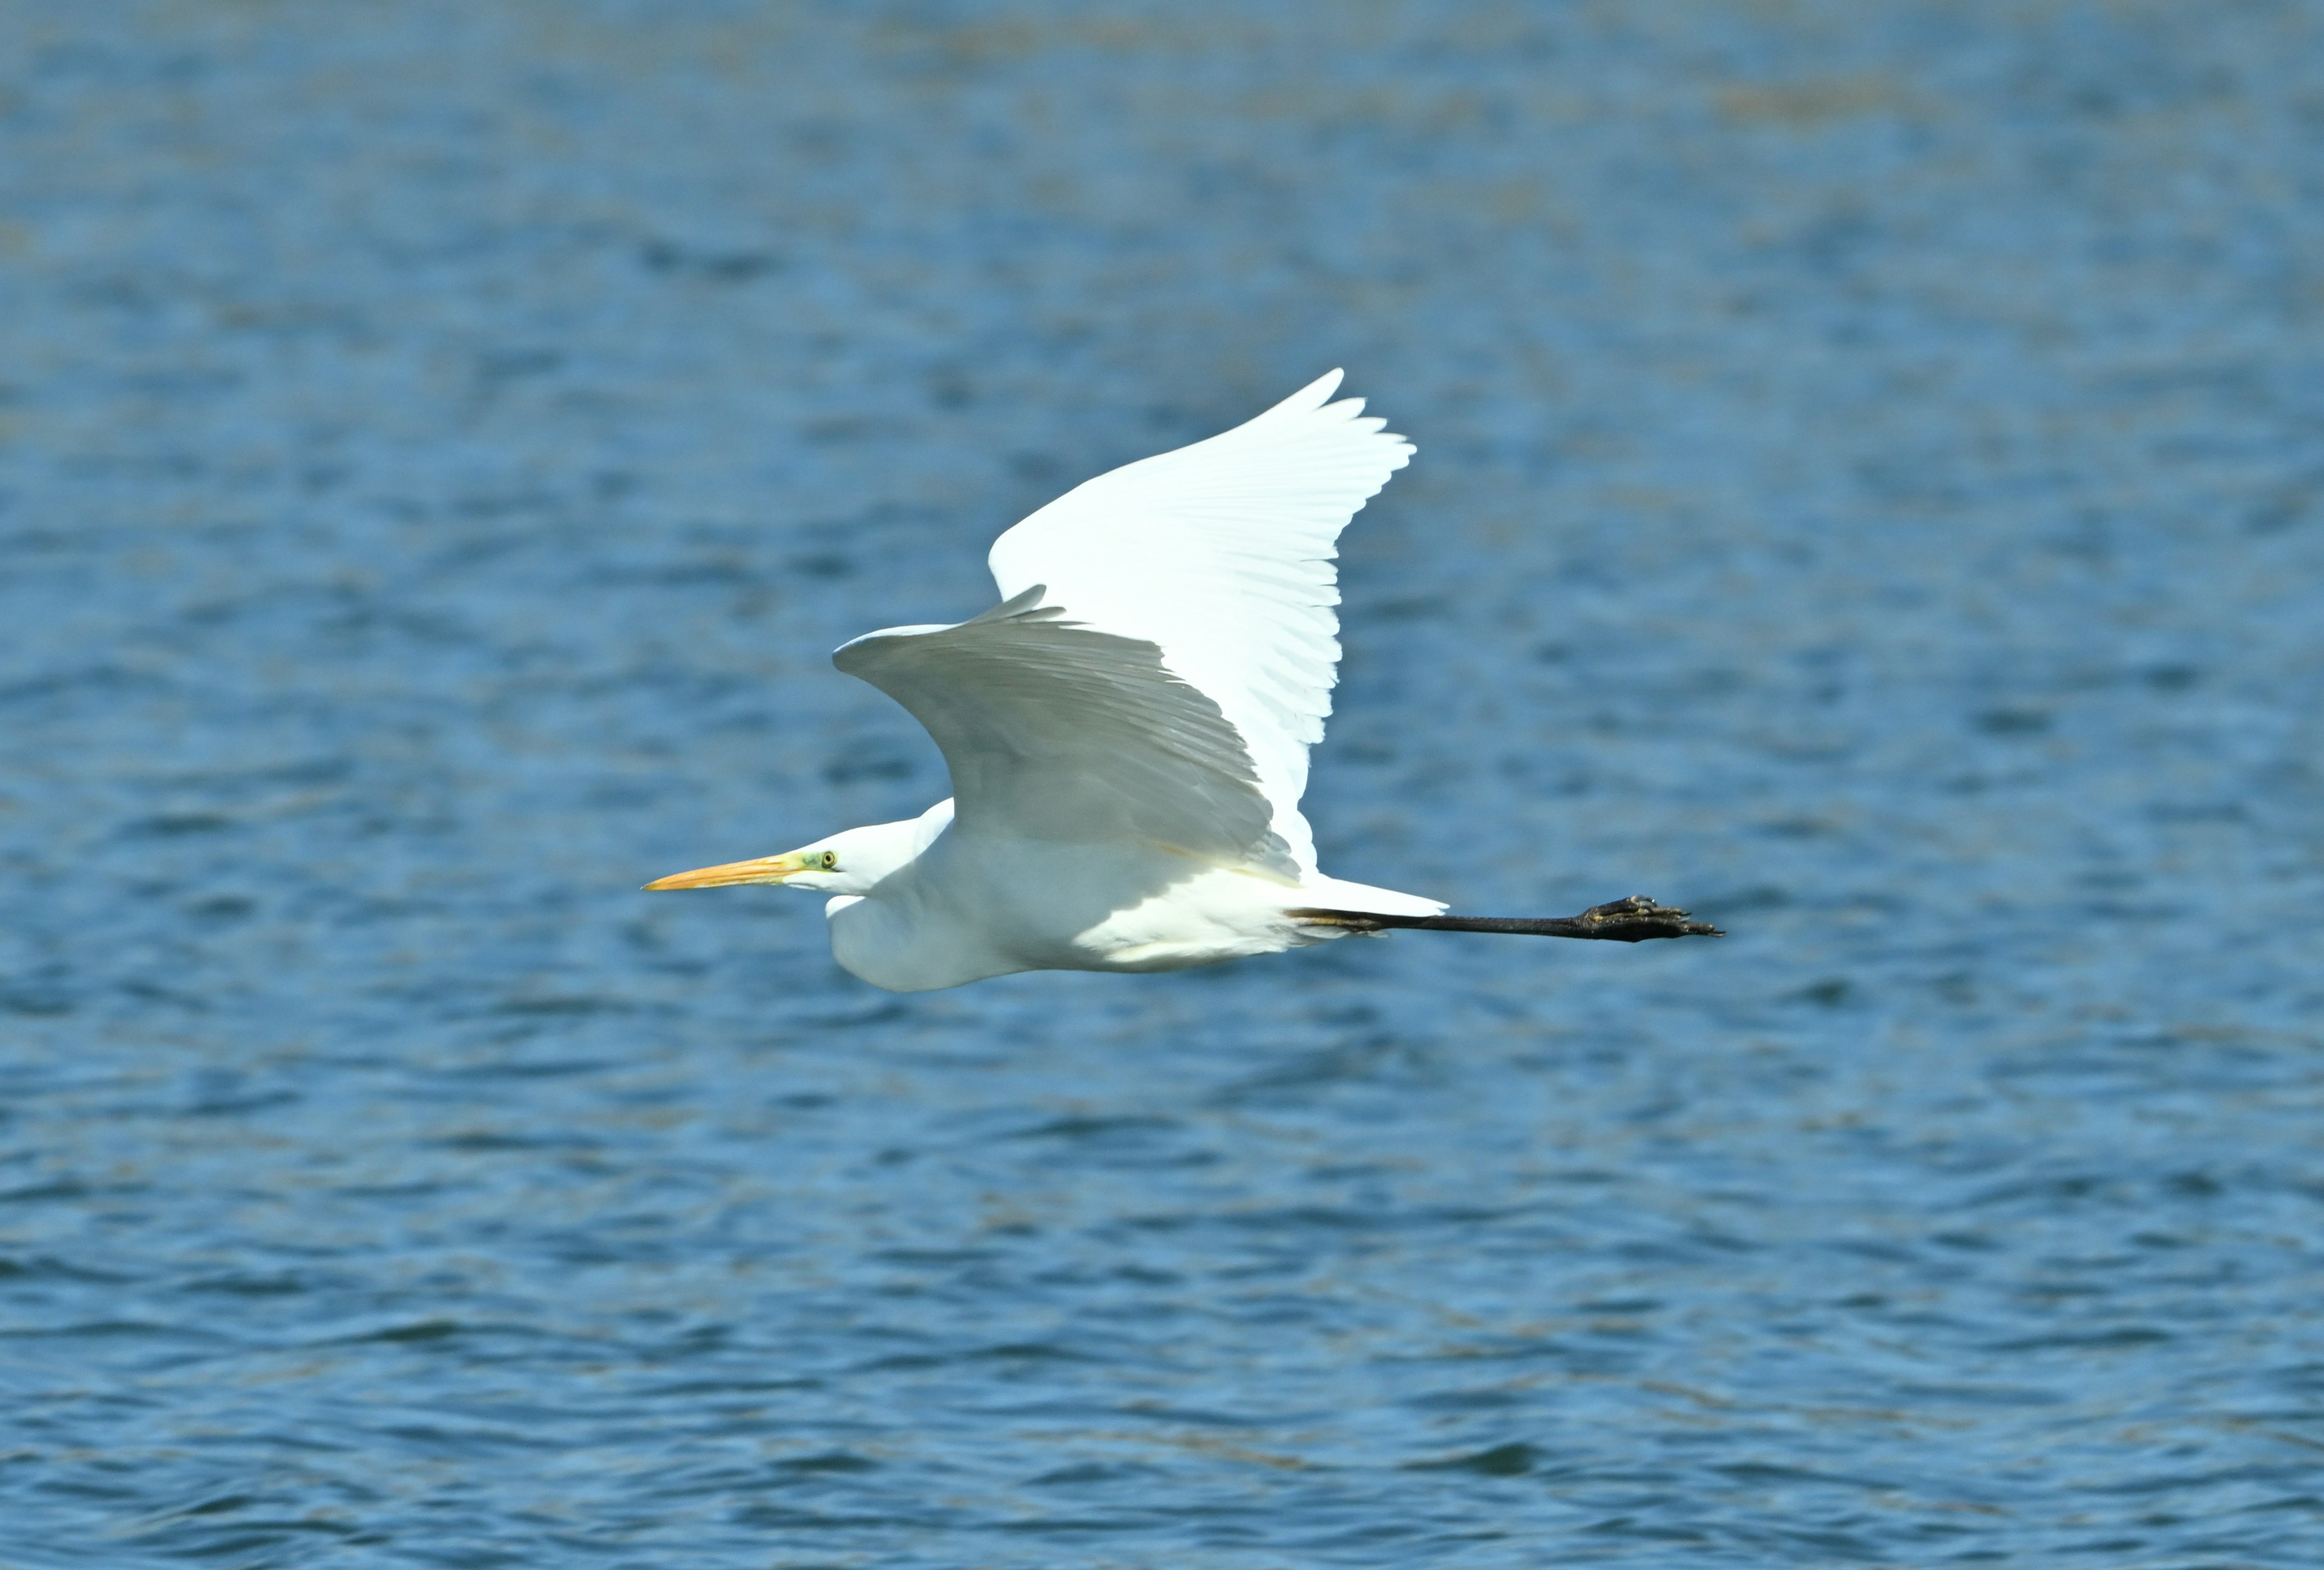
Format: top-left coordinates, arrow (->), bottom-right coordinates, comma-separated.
985,370 -> 1411,871
833,588 -> 1298,877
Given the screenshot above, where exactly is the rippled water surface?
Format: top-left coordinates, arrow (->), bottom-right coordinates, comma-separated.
5,2 -> 2324,1564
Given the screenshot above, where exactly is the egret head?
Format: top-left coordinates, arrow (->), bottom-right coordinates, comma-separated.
643,816 -> 930,898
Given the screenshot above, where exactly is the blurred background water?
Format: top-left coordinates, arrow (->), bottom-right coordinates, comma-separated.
3,1 -> 2322,1565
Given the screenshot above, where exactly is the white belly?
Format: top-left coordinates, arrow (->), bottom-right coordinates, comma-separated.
824,830 -> 1438,993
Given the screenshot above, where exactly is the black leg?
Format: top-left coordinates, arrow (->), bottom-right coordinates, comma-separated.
1287,895 -> 1723,942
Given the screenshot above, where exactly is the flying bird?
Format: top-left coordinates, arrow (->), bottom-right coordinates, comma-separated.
647,372 -> 1720,991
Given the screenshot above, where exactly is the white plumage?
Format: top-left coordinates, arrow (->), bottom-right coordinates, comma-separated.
982,369 -> 1410,873
647,371 -> 1434,989
647,372 -> 1721,989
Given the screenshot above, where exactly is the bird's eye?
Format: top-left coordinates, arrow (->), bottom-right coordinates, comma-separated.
820,850 -> 838,870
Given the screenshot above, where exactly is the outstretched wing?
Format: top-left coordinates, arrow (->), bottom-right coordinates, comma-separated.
985,370 -> 1411,871
833,588 -> 1298,876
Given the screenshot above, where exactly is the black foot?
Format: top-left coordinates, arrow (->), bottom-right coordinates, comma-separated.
1560,895 -> 1724,942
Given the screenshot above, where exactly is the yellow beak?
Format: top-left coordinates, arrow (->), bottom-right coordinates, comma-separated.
642,851 -> 813,891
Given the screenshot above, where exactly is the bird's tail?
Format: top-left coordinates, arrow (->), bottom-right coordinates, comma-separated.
1289,875 -> 1445,919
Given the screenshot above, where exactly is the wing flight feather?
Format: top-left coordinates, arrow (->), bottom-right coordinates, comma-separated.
833,588 -> 1296,876
983,370 -> 1411,870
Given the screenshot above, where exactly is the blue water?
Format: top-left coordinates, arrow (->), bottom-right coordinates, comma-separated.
5,2 -> 2322,1564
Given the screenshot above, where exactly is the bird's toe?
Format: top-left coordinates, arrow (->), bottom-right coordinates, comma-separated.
1575,895 -> 1724,941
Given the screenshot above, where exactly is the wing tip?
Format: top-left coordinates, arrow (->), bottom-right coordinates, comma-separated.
1263,368 -> 1347,421
1281,371 -> 1416,464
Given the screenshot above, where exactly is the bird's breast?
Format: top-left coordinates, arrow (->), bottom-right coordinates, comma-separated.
821,835 -> 1321,990
822,879 -> 1022,993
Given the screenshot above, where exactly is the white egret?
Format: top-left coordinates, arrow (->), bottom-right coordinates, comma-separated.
647,372 -> 1719,991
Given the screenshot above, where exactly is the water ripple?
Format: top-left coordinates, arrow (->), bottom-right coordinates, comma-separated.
5,1 -> 2324,1565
